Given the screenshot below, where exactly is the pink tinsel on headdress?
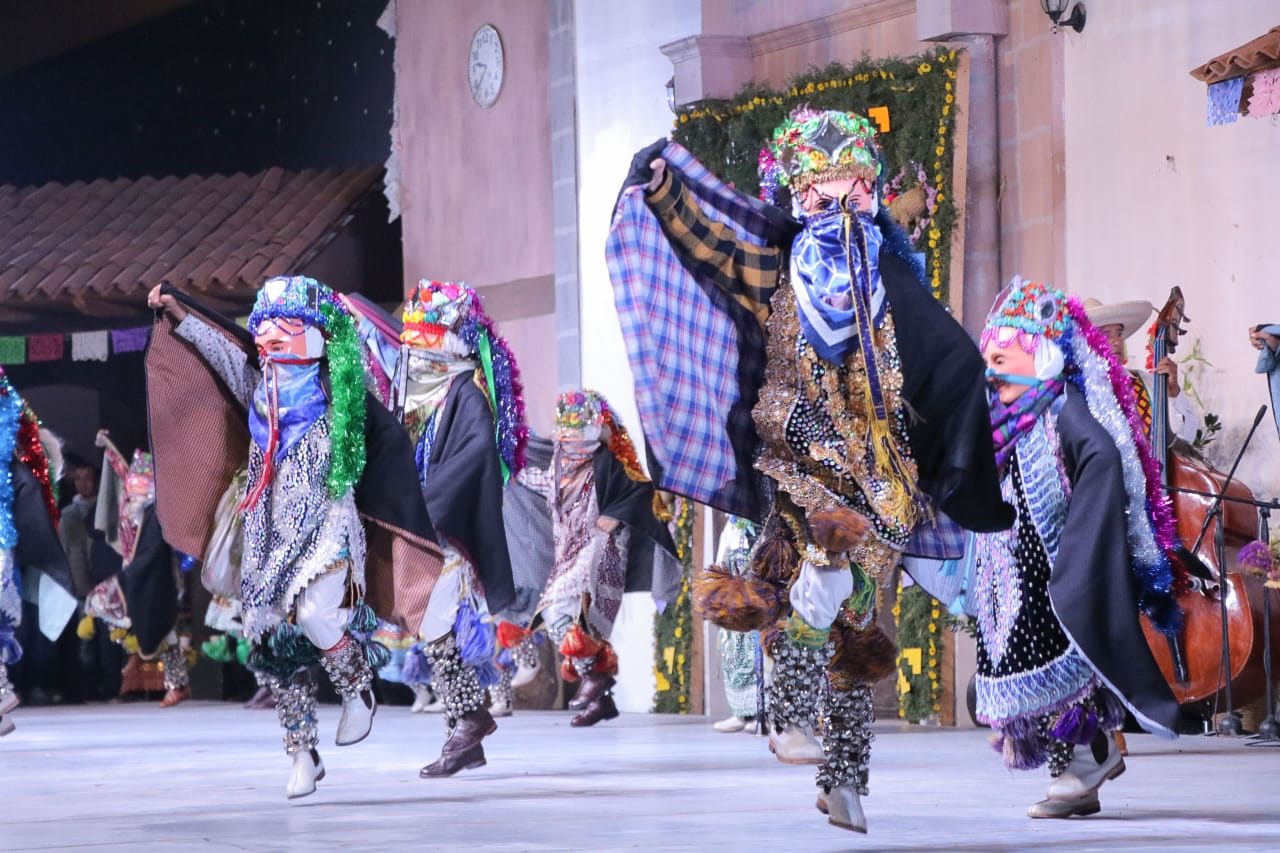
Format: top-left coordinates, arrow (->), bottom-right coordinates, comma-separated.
1066,297 -> 1182,574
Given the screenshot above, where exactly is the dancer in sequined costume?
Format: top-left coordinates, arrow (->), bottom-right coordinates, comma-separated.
389,281 -> 528,777
976,278 -> 1180,818
498,390 -> 679,728
82,431 -> 191,706
0,369 -> 76,738
712,517 -> 760,733
147,277 -> 443,799
608,110 -> 1011,832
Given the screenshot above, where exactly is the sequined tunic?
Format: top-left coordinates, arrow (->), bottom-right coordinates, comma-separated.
973,413 -> 1096,730
177,315 -> 366,641
754,278 -> 916,578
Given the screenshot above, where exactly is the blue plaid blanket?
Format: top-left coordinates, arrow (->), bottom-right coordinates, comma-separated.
605,143 -> 774,520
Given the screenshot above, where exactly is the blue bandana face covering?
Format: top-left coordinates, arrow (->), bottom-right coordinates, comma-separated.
249,356 -> 328,463
790,207 -> 884,363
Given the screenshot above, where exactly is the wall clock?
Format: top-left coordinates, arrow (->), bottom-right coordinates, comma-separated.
468,24 -> 504,108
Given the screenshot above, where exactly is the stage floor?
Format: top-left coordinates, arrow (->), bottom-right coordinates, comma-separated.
1,702 -> 1278,851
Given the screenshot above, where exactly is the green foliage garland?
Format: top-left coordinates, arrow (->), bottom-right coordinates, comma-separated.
894,579 -> 944,722
672,47 -> 961,302
652,498 -> 694,713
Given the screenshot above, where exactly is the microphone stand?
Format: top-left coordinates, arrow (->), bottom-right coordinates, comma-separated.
1251,506 -> 1280,745
1170,404 -> 1269,737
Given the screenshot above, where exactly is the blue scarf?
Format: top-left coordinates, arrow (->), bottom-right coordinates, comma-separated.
791,207 -> 884,364
249,357 -> 328,463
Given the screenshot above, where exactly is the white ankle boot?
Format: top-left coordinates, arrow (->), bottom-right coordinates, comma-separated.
823,785 -> 867,833
768,726 -> 824,764
410,684 -> 433,713
1046,735 -> 1124,800
1028,792 -> 1101,818
512,657 -> 541,688
713,715 -> 745,733
335,689 -> 376,746
0,690 -> 17,716
489,694 -> 513,718
286,748 -> 326,799
0,715 -> 13,737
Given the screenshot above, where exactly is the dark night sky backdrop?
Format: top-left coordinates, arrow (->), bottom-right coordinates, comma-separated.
0,0 -> 395,187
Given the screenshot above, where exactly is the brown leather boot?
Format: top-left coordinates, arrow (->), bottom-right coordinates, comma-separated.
568,671 -> 616,711
419,707 -> 497,778
159,686 -> 190,707
570,692 -> 619,727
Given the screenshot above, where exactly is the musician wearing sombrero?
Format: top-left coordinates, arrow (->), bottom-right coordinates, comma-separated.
1084,297 -> 1197,446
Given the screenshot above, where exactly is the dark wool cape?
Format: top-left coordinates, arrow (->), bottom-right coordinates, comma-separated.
423,377 -> 516,615
1049,384 -> 1180,735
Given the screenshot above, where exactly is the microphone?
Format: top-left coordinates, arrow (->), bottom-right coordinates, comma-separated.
1251,404 -> 1268,430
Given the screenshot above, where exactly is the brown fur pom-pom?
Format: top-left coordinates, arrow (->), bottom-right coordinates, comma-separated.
692,565 -> 788,633
828,623 -> 897,690
750,527 -> 800,584
808,507 -> 872,554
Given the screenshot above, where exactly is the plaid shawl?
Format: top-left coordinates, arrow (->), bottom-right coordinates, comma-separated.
146,293 -> 444,633
606,142 -> 797,521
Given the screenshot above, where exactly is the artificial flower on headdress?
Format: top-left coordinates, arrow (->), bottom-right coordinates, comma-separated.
124,449 -> 155,500
398,280 -> 528,480
238,276 -> 367,511
554,389 -> 647,483
766,108 -> 882,197
402,280 -> 477,357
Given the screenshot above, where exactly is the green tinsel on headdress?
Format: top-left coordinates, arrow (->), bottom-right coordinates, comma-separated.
319,301 -> 367,499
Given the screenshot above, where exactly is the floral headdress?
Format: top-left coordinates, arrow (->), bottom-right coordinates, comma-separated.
980,277 -> 1072,356
402,280 -> 528,480
759,108 -> 881,202
555,389 -> 647,483
243,276 -> 366,503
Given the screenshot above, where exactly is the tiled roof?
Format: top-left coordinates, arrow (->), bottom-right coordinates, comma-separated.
0,165 -> 382,320
1190,25 -> 1280,84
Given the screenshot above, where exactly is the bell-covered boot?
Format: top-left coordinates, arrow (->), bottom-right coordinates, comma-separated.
419,635 -> 496,778
159,644 -> 191,707
510,635 -> 542,688
321,634 -> 376,747
766,634 -> 829,764
489,668 -> 514,718
815,682 -> 874,833
275,670 -> 324,799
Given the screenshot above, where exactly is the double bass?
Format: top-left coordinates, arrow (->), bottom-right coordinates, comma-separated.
1140,287 -> 1280,711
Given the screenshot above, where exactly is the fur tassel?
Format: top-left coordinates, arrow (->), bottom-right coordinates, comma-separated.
236,636 -> 251,666
363,639 -> 392,672
560,658 -> 580,683
496,647 -> 514,671
201,634 -> 236,664
994,716 -> 1049,770
76,615 -> 96,641
496,620 -> 532,650
474,660 -> 502,689
750,526 -> 799,584
827,623 -> 897,690
347,599 -> 379,635
691,565 -> 787,633
453,602 -> 496,667
592,641 -> 619,675
558,623 -> 603,660
401,644 -> 433,685
1048,704 -> 1098,746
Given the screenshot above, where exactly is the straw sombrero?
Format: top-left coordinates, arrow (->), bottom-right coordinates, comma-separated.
1083,298 -> 1154,340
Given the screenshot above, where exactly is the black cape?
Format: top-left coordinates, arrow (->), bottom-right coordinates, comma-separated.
118,505 -> 176,657
423,377 -> 516,615
593,448 -> 681,600
11,461 -> 75,600
1050,384 -> 1180,735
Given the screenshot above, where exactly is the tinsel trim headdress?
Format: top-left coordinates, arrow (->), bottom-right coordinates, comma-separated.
554,389 -> 647,483
399,280 -> 528,481
760,108 -> 881,201
982,278 -> 1183,634
241,276 -> 366,506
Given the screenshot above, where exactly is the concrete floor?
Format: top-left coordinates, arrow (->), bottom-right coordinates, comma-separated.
1,702 -> 1278,852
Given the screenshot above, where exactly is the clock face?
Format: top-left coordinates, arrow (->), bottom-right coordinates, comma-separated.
468,24 -> 504,108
